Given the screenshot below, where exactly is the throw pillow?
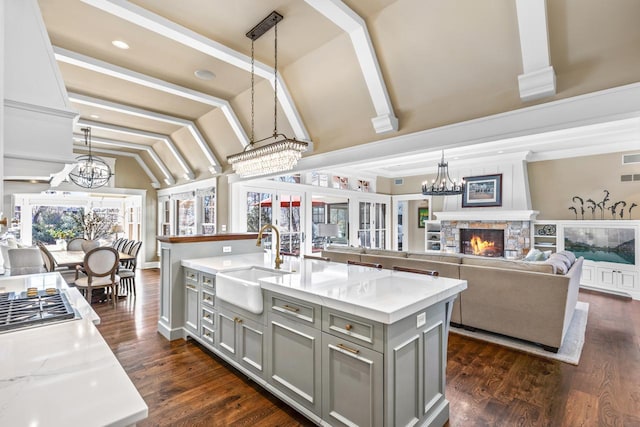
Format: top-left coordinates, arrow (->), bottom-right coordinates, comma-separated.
557,250 -> 576,264
542,250 -> 552,260
545,257 -> 567,274
550,252 -> 572,270
524,248 -> 542,261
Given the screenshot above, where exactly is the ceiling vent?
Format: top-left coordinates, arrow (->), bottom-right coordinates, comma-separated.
622,153 -> 640,164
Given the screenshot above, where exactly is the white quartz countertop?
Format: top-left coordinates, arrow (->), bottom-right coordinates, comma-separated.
182,253 -> 467,324
0,273 -> 148,426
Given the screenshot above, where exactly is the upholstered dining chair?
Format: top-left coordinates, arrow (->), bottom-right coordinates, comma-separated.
121,239 -> 135,254
8,247 -> 47,276
74,247 -> 120,307
37,243 -> 78,283
66,237 -> 87,251
118,241 -> 142,296
81,239 -> 100,253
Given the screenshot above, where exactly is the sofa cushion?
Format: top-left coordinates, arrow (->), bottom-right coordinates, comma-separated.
556,250 -> 577,264
363,248 -> 408,258
549,252 -> 572,270
461,256 -> 555,274
544,257 -> 567,274
407,252 -> 463,264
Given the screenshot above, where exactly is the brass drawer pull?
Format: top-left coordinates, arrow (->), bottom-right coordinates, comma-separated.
337,343 -> 359,355
282,304 -> 300,313
186,284 -> 197,290
188,274 -> 196,279
344,324 -> 353,331
204,313 -> 211,320
234,317 -> 243,323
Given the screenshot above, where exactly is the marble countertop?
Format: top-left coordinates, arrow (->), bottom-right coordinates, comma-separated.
182,253 -> 467,324
0,273 -> 148,426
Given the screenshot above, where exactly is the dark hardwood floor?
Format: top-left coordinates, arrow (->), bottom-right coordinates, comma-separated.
93,270 -> 640,427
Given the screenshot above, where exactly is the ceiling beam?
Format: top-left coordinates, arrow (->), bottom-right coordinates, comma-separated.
54,46 -> 249,149
73,133 -> 175,185
75,144 -> 161,188
515,0 -> 556,101
304,0 -> 398,134
78,0 -> 311,142
69,92 -> 220,174
77,118 -> 194,180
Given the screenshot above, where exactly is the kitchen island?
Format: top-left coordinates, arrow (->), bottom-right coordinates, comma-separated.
178,253 -> 467,427
0,273 -> 148,427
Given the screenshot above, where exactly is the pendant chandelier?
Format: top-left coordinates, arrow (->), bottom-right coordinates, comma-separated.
421,151 -> 464,196
68,127 -> 113,189
227,11 -> 308,178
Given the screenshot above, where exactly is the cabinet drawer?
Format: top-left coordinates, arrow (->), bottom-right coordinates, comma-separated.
184,268 -> 199,284
201,324 -> 215,345
201,288 -> 215,307
201,273 -> 215,290
269,293 -> 321,329
202,306 -> 215,326
322,308 -> 384,352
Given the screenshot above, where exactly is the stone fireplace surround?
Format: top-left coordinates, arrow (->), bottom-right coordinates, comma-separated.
435,211 -> 538,260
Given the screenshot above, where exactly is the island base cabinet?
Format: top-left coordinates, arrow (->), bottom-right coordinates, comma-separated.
184,269 -> 200,337
321,332 -> 383,427
217,307 -> 265,378
267,312 -> 322,416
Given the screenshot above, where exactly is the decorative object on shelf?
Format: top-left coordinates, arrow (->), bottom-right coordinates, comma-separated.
421,151 -> 464,196
68,127 -> 113,188
572,196 -> 585,220
536,224 -> 556,235
461,174 -> 502,208
586,199 -> 597,219
629,203 -> 637,219
227,11 -> 308,178
418,207 -> 429,228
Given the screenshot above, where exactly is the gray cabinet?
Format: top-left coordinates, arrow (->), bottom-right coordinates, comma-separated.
217,304 -> 265,378
267,311 -> 322,415
184,268 -> 199,336
321,331 -> 383,427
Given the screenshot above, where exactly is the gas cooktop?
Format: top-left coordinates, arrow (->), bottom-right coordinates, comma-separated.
0,289 -> 77,333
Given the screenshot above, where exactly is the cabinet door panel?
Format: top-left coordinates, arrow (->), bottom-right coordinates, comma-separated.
618,270 -> 637,290
269,313 -> 321,415
185,283 -> 199,335
580,264 -> 595,285
597,268 -> 617,288
322,333 -> 383,427
423,321 -> 445,417
239,318 -> 264,374
218,311 -> 237,356
392,334 -> 420,426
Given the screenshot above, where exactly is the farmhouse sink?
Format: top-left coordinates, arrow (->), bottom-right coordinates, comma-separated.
216,267 -> 288,314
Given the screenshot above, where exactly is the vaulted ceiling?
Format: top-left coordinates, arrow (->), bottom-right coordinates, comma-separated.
37,0 -> 640,187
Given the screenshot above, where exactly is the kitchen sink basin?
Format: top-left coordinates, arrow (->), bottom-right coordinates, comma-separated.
216,267 -> 288,314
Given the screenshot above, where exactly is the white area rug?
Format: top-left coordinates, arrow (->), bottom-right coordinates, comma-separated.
450,301 -> 589,365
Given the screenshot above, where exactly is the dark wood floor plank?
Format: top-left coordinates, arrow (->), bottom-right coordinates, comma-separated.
91,269 -> 639,427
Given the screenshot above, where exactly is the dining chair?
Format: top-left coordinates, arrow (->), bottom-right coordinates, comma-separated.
392,265 -> 439,277
67,237 -> 87,251
115,239 -> 128,252
74,247 -> 120,307
37,243 -> 78,283
119,241 -> 142,296
81,239 -> 100,252
8,247 -> 47,276
121,239 -> 135,254
111,238 -> 124,249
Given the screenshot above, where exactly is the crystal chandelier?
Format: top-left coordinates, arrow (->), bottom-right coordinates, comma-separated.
227,11 -> 308,178
421,151 -> 464,196
68,127 -> 113,189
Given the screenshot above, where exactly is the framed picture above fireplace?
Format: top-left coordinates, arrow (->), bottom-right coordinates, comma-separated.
462,173 -> 502,208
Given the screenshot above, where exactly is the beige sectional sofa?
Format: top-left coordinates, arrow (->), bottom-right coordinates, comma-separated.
322,246 -> 583,352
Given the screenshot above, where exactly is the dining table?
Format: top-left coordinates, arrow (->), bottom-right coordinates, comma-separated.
51,249 -> 135,269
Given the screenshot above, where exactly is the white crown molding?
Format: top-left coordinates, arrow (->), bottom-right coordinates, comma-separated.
69,92 -> 221,174
77,118 -> 194,180
515,0 -> 556,101
4,98 -> 77,119
53,46 -> 250,148
77,145 -> 161,188
73,133 -> 175,185
79,0 -> 311,142
304,0 -> 398,134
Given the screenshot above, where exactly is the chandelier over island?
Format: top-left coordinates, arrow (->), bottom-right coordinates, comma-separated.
68,127 -> 113,189
227,11 -> 308,178
421,151 -> 464,196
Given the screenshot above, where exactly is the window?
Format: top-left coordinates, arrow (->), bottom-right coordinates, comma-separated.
175,193 -> 196,235
199,187 -> 216,235
358,201 -> 386,248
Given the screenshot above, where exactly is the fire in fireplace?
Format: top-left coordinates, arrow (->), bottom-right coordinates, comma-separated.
460,228 -> 505,257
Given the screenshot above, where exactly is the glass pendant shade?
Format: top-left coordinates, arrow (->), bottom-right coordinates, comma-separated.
69,127 -> 113,189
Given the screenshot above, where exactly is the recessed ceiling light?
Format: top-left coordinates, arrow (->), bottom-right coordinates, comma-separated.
194,69 -> 216,80
112,40 -> 130,50
497,150 -> 504,154
89,114 -> 100,119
